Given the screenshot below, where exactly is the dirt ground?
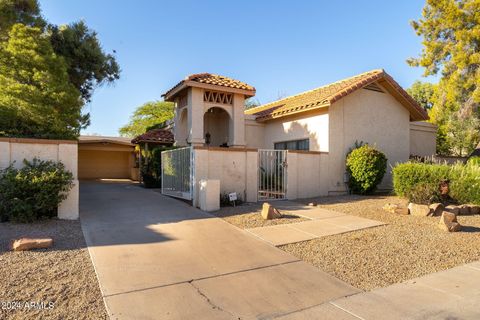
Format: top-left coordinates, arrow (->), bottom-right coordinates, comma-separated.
280,195 -> 480,291
0,219 -> 107,320
213,203 -> 308,229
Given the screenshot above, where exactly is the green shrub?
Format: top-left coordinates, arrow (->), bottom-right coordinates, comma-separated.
467,156 -> 480,167
392,163 -> 450,198
393,162 -> 480,205
449,164 -> 480,205
346,144 -> 387,194
0,158 -> 74,223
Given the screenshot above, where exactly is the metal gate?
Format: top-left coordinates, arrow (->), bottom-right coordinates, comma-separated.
258,150 -> 287,200
161,147 -> 194,200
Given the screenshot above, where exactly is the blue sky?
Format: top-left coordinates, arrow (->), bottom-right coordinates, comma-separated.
40,0 -> 431,136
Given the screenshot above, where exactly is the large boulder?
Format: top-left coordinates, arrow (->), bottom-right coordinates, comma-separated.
469,205 -> 480,215
408,203 -> 431,216
429,203 -> 445,217
11,238 -> 53,251
438,211 -> 462,232
261,203 -> 282,220
458,205 -> 471,215
445,205 -> 460,215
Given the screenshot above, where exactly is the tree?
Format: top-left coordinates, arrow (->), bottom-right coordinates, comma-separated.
0,0 -> 120,138
49,21 -> 120,102
409,0 -> 480,155
406,81 -> 436,111
119,101 -> 174,137
0,0 -> 45,38
0,24 -> 83,138
245,97 -> 261,109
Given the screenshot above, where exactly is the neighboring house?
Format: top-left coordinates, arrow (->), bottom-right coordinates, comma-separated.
163,69 -> 436,196
78,136 -> 139,180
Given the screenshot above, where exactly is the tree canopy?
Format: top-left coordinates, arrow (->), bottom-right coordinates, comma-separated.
119,101 -> 174,138
409,0 -> 480,156
0,0 -> 120,139
0,24 -> 82,138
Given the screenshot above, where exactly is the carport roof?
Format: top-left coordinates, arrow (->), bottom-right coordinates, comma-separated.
79,136 -> 135,147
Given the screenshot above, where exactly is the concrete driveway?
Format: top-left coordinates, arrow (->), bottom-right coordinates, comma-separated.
80,181 -> 359,319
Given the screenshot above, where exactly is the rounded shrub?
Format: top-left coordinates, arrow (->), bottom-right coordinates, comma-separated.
346,144 -> 387,194
0,158 -> 74,223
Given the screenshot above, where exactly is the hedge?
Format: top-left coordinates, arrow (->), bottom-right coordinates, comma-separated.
393,162 -> 480,205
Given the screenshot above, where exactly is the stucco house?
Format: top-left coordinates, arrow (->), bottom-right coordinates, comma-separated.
161,69 -> 436,204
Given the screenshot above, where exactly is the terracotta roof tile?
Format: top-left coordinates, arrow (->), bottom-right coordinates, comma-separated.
245,69 -> 428,122
163,73 -> 255,99
131,129 -> 174,144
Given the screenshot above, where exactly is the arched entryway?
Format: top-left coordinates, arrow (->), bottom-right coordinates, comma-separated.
203,107 -> 231,147
175,107 -> 188,146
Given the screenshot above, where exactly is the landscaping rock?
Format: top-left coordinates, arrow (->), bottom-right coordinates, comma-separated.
458,205 -> 471,215
11,237 -> 53,251
308,202 -> 318,207
438,211 -> 462,232
429,203 -> 445,217
261,203 -> 282,220
408,203 -> 431,216
469,205 -> 480,215
445,205 -> 460,215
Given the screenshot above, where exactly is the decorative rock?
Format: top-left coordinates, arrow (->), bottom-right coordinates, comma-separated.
429,203 -> 445,217
308,202 -> 317,207
11,238 -> 53,251
445,205 -> 460,215
469,205 -> 480,215
438,211 -> 462,232
261,203 -> 282,220
458,205 -> 471,215
408,203 -> 431,216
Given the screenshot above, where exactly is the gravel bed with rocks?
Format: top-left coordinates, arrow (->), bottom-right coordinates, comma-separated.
212,203 -> 308,229
0,219 -> 107,320
279,195 -> 480,291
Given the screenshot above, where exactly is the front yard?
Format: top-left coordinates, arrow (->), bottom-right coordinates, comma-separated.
0,220 -> 107,320
214,195 -> 480,291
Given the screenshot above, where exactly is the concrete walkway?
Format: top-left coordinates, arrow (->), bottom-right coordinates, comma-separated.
246,202 -> 385,246
80,181 -> 359,319
277,261 -> 480,319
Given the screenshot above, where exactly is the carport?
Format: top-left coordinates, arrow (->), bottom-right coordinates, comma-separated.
78,136 -> 139,180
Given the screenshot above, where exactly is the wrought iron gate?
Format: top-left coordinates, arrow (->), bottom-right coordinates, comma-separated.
258,150 -> 287,200
161,147 -> 194,200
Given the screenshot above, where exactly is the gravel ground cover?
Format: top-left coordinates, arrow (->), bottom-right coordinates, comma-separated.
0,220 -> 107,320
213,203 -> 308,229
279,195 -> 480,291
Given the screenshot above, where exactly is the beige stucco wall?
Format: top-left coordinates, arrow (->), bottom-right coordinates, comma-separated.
261,109 -> 329,152
245,117 -> 266,149
410,121 -> 437,157
0,138 -> 79,220
328,87 -> 411,192
286,151 -> 329,199
193,148 -> 257,207
174,87 -> 247,147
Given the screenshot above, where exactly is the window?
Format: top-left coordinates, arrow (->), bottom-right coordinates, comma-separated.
274,139 -> 309,151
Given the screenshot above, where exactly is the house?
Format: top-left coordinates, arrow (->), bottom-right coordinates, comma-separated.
161,70 -> 437,203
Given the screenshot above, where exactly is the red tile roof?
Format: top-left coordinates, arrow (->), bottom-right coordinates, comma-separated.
131,129 -> 174,144
163,73 -> 255,100
245,69 -> 429,122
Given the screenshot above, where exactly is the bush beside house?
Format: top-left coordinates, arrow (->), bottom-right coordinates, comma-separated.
346,144 -> 387,194
0,158 -> 74,223
393,162 -> 480,205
